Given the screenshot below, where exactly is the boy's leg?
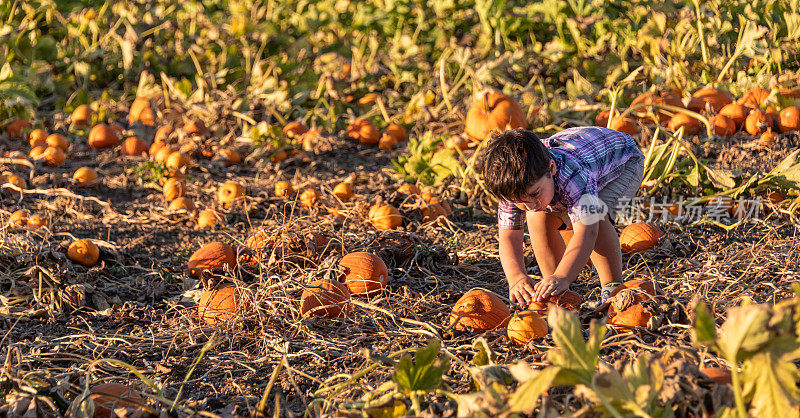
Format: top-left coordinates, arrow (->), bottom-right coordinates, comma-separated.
525,211 -> 566,277
588,214 -> 623,287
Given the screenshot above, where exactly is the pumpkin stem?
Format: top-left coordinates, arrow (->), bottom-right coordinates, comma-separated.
483,91 -> 491,112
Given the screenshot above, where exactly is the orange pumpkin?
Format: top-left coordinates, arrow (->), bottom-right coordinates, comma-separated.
153,145 -> 174,163
88,124 -> 120,149
183,120 -> 209,136
3,174 -> 27,193
368,203 -> 402,230
27,213 -> 47,229
347,119 -> 381,145
301,128 -> 324,151
778,106 -> 800,133
384,123 -> 407,142
121,137 -> 148,156
507,310 -> 549,345
300,189 -> 319,209
197,209 -> 224,229
339,252 -> 389,298
667,113 -> 700,135
397,183 -> 420,196
378,134 -> 396,151
168,196 -> 196,212
42,146 -> 66,167
67,239 -> 100,267
90,383 -> 145,418
609,114 -> 639,136
162,178 -> 186,201
737,87 -> 771,109
300,279 -> 350,318
687,87 -> 732,113
609,279 -> 660,298
45,134 -> 68,151
630,90 -> 684,124
166,151 -> 190,170
6,119 -> 31,139
283,121 -> 309,138
29,145 -> 46,160
198,283 -> 241,324
745,110 -> 771,136
449,288 -> 511,332
218,182 -> 245,207
71,105 -> 93,128
188,242 -> 237,278
217,148 -> 241,165
9,210 -> 29,229
528,290 -> 583,317
274,181 -> 294,197
759,130 -> 778,146
29,129 -> 48,148
128,96 -> 156,126
595,109 -> 612,127
718,103 -> 749,129
608,302 -> 651,331
465,91 -> 526,141
332,182 -> 354,201
699,367 -> 732,385
712,114 -> 736,137
619,222 -> 663,254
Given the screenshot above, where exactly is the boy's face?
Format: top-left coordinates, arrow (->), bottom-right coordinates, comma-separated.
510,160 -> 557,212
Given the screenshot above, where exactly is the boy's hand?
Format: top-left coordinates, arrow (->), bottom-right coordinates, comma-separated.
508,276 -> 536,307
532,276 -> 571,302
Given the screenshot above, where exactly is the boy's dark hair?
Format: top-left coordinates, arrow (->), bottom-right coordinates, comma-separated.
478,128 -> 551,202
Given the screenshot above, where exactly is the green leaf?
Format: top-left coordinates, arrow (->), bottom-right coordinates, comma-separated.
364,397 -> 408,418
692,301 -> 717,345
472,337 -> 496,366
547,307 -> 604,385
705,166 -> 738,189
392,339 -> 449,394
741,340 -> 800,418
717,304 -> 772,363
507,366 -> 560,415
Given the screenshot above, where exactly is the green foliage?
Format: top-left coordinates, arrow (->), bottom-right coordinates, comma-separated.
391,132 -> 460,186
392,339 -> 450,395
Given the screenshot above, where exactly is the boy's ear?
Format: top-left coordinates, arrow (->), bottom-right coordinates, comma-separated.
549,160 -> 557,175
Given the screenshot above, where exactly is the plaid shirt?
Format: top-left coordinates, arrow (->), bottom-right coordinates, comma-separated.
497,127 -> 640,229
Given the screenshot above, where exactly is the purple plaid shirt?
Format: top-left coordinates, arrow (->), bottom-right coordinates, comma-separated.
497,127 -> 640,229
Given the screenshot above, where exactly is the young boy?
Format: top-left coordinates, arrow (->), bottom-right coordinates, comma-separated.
478,127 -> 645,307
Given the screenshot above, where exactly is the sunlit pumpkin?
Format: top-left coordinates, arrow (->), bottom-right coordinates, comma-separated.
449,288 -> 511,332
7,119 -> 31,139
300,189 -> 319,209
712,114 -> 736,137
759,130 -> 778,146
745,110 -> 771,136
45,134 -> 68,151
528,290 -> 583,317
339,252 -> 389,298
465,91 -> 526,141
378,134 -> 396,151
778,106 -> 800,133
128,96 -> 156,126
283,121 -> 309,138
608,302 -> 651,331
154,125 -> 174,142
162,178 -> 186,201
332,182 -> 354,201
718,103 -> 749,129
347,119 -> 381,145
507,310 -> 548,345
67,239 -> 100,267
397,183 -> 420,196
121,137 -> 148,156
630,90 -> 683,124
188,242 -> 237,278
71,105 -> 93,128
218,182 -> 245,207
687,87 -> 731,113
608,279 -> 661,298
737,87 -> 771,109
667,113 -> 700,135
619,222 -> 663,254
168,196 -> 196,212
274,180 -> 294,197
88,124 -> 120,149
385,123 -> 408,142
90,383 -> 145,418
300,279 -> 350,318
368,203 -> 402,230
198,283 -> 241,324
29,129 -> 47,148
183,120 -> 209,136
197,208 -> 224,229
699,367 -> 732,385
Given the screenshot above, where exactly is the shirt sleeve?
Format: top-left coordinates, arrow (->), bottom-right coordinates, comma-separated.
565,176 -> 605,224
497,200 -> 525,230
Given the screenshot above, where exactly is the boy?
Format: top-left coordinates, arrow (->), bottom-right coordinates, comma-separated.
478,127 -> 645,307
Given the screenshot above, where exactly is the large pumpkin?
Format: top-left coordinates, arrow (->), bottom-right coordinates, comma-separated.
667,113 -> 700,135
737,87 -> 771,109
619,222 -> 663,254
90,383 -> 146,418
608,302 -> 651,331
630,90 -> 683,124
718,103 -> 749,129
507,310 -> 548,345
528,290 -> 583,317
188,242 -> 237,277
88,124 -> 120,149
300,278 -> 350,318
449,288 -> 511,332
712,114 -> 736,137
778,106 -> 800,133
339,252 -> 389,298
687,87 -> 732,113
198,283 -> 241,324
465,91 -> 526,142
368,203 -> 402,230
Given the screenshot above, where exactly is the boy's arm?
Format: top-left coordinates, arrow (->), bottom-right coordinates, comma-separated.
499,228 -> 536,305
530,220 -> 598,301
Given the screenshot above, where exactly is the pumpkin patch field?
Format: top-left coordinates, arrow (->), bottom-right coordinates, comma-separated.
4,1 -> 800,416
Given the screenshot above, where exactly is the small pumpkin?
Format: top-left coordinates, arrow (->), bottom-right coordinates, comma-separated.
283,121 -> 309,138
67,239 -> 100,267
465,91 -> 526,141
332,182 -> 354,201
42,146 -> 66,167
449,288 -> 511,332
745,110 -> 771,136
608,279 -> 660,298
712,114 -> 736,137
27,213 -> 47,229
595,110 -> 612,127
128,96 -> 156,126
7,119 -> 31,139
629,90 -> 684,124
165,151 -> 190,170
368,203 -> 402,230
3,174 -> 27,193
339,252 -> 389,298
378,134 -> 396,151
759,130 -> 779,146
154,125 -> 174,142
188,242 -> 237,278
153,146 -> 174,163
718,103 -> 749,129
88,124 -> 120,149
347,119 -> 381,145
218,182 -> 245,207
9,210 -> 29,229
667,113 -> 700,135
168,196 -> 196,212
45,134 -> 68,151
71,105 -> 93,128
384,123 -> 407,142
397,183 -> 420,196
687,87 -> 732,113
300,189 -> 319,209
300,279 -> 350,318
528,290 -> 583,317
90,383 -> 145,418
778,106 -> 800,133
121,137 -> 148,156
183,120 -> 209,136
198,283 -> 241,324
197,209 -> 224,229
217,148 -> 241,165
163,178 -> 186,201
274,181 -> 294,197
29,129 -> 47,148
619,222 -> 663,254
29,146 -> 46,160
609,114 -> 639,136
507,310 -> 549,345
608,302 -> 651,331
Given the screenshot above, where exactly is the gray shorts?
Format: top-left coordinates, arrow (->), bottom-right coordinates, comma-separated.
548,149 -> 645,227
